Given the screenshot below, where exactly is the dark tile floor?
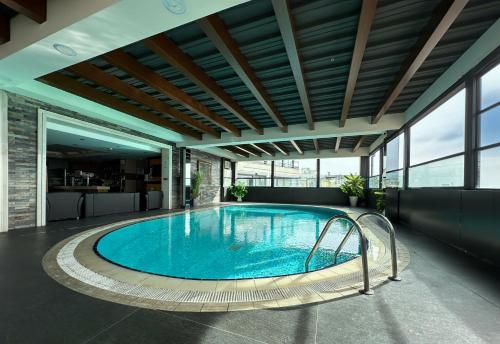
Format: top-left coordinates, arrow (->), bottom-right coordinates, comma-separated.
1,210 -> 499,344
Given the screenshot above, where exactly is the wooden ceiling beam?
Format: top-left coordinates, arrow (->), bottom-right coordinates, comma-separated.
145,34 -> 263,135
272,0 -> 314,130
102,49 -> 241,136
0,0 -> 46,23
372,0 -> 468,124
334,137 -> 341,153
270,142 -> 289,156
198,15 -> 288,131
235,145 -> 260,157
224,146 -> 249,158
313,139 -> 320,154
39,73 -> 202,140
353,136 -> 366,152
340,0 -> 378,127
290,140 -> 303,155
0,12 -> 9,44
67,62 -> 220,138
250,143 -> 274,157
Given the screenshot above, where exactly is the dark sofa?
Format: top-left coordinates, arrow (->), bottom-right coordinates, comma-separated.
143,191 -> 163,210
46,192 -> 84,221
84,192 -> 140,217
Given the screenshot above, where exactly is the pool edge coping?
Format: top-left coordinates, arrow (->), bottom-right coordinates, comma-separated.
42,203 -> 410,312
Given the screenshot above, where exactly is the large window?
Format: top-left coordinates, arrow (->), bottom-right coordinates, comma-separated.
478,62 -> 500,188
384,133 -> 405,188
185,161 -> 191,187
223,160 -> 232,187
408,89 -> 466,187
274,159 -> 317,187
319,157 -> 360,187
368,150 -> 380,188
236,160 -> 271,186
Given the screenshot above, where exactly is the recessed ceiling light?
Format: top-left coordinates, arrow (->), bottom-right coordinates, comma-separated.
162,0 -> 186,14
53,43 -> 77,57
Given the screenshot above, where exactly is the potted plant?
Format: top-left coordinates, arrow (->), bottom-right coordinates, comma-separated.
229,182 -> 248,202
340,174 -> 365,207
191,170 -> 203,207
374,190 -> 386,214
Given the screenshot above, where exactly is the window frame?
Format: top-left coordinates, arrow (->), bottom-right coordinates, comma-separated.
384,132 -> 405,189
368,149 -> 381,189
318,157 -> 361,188
406,85 -> 467,189
235,160 -> 273,187
475,58 -> 500,189
273,158 -> 318,188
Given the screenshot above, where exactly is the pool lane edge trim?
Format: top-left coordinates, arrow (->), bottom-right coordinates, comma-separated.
42,203 -> 410,312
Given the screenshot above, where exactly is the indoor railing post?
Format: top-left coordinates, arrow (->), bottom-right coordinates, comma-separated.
356,212 -> 401,281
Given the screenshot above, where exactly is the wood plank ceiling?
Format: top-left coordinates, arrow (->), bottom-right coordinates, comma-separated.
38,0 -> 499,151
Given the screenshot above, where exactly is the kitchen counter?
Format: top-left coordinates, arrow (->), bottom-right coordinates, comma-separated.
53,186 -> 110,193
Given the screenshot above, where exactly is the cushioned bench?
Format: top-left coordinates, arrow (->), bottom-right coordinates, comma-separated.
144,191 -> 163,211
85,192 -> 140,217
46,192 -> 84,221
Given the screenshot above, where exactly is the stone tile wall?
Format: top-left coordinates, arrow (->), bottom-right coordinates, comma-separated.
190,150 -> 221,206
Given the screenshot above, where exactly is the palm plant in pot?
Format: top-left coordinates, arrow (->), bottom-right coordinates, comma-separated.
229,182 -> 248,202
191,170 -> 203,207
340,174 -> 365,207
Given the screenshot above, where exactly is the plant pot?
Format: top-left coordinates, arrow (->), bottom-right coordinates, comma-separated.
349,196 -> 358,207
192,198 -> 199,207
237,197 -> 242,202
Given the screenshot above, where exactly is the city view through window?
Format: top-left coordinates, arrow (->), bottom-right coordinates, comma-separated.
236,158 -> 360,187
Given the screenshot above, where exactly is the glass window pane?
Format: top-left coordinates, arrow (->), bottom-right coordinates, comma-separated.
368,176 -> 380,189
319,157 -> 360,187
223,163 -> 232,187
384,170 -> 403,188
370,150 -> 380,177
481,63 -> 500,110
408,155 -> 464,187
236,161 -> 271,186
478,146 -> 500,188
410,89 -> 465,166
185,163 -> 191,187
274,159 -> 317,187
479,105 -> 500,147
386,133 -> 405,171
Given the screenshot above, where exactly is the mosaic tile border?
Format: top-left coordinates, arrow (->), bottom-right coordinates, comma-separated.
42,204 -> 410,312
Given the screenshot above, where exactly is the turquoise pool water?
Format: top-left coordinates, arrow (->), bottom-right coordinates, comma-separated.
96,204 -> 361,279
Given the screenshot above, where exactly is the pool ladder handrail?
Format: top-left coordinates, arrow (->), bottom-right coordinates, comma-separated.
304,214 -> 373,295
304,212 -> 401,295
340,212 -> 401,282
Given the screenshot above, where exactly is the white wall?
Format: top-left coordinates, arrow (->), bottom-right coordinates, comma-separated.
0,92 -> 8,232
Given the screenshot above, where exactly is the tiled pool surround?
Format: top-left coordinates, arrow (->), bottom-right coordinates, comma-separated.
42,205 -> 410,312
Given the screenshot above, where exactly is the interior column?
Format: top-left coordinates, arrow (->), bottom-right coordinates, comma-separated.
0,92 -> 8,232
161,147 -> 172,209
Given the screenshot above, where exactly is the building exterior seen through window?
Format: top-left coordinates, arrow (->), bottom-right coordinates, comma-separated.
236,158 -> 360,188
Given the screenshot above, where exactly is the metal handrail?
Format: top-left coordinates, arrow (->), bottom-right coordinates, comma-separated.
356,212 -> 401,281
304,214 -> 373,295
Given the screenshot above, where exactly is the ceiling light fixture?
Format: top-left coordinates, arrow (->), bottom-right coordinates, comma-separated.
162,0 -> 186,14
53,43 -> 77,57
